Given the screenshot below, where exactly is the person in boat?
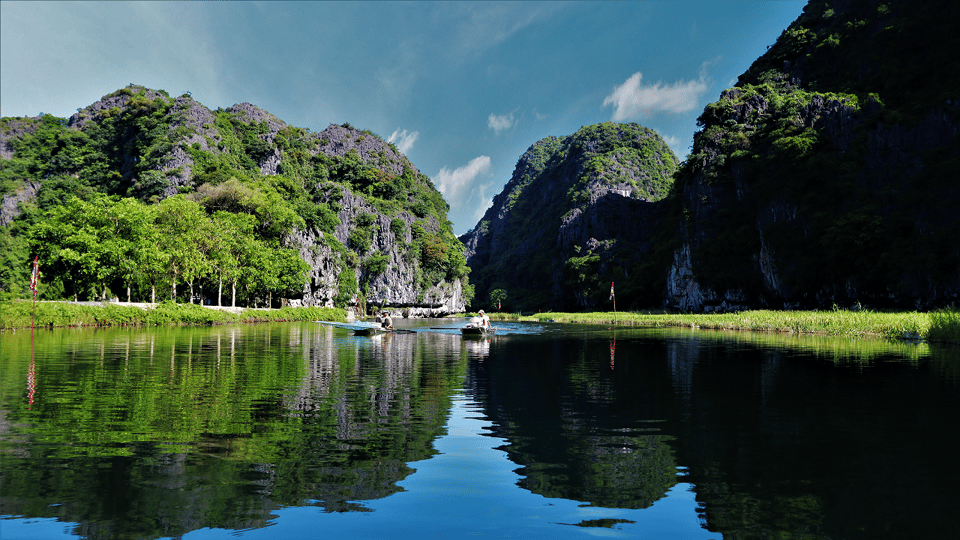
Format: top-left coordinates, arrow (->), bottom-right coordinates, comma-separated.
478,309 -> 491,328
381,311 -> 393,329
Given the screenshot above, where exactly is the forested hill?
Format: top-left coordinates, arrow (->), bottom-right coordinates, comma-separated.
0,86 -> 471,313
460,123 -> 678,311
465,0 -> 960,314
665,0 -> 960,311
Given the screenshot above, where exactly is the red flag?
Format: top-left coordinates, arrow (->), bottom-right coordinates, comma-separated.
30,257 -> 39,297
609,281 -> 615,301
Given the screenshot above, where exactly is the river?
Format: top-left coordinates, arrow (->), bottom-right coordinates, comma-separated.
1,319 -> 958,539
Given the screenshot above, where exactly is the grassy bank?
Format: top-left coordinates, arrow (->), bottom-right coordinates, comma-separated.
490,308 -> 960,343
0,300 -> 345,330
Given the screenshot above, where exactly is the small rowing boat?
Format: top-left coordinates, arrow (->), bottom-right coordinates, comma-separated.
315,320 -> 417,336
316,320 -> 388,336
460,324 -> 496,336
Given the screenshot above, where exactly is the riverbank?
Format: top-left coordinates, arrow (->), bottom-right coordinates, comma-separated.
0,299 -> 345,330
489,308 -> 960,343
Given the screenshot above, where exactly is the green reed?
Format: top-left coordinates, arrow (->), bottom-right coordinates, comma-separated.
492,308 -> 960,343
0,300 -> 345,330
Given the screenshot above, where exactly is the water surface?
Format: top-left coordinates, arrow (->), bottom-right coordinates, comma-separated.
1,320 -> 958,539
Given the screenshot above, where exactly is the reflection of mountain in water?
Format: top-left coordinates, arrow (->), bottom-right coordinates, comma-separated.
0,324 -> 467,538
465,334 -> 680,509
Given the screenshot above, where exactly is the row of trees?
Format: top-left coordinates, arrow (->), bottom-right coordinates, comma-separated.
28,193 -> 309,307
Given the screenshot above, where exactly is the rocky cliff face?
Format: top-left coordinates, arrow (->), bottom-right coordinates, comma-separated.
290,189 -> 467,316
0,86 -> 468,314
461,123 -> 677,311
665,0 -> 960,311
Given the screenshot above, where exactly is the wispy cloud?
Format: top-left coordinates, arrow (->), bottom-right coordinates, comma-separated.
441,3 -> 567,60
436,156 -> 492,203
487,112 -> 515,134
388,128 -> 419,154
603,61 -> 714,120
661,134 -> 688,159
471,185 -> 495,223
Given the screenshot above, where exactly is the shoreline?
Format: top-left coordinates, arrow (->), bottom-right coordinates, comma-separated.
0,299 -> 342,331
489,309 -> 960,344
3,300 -> 958,344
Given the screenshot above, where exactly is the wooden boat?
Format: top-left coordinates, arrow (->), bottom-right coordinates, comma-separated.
315,320 -> 417,336
460,324 -> 496,336
316,320 -> 388,336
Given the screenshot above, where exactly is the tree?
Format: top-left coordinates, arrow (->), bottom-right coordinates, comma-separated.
28,194 -> 117,300
154,196 -> 209,302
490,289 -> 508,310
209,211 -> 256,307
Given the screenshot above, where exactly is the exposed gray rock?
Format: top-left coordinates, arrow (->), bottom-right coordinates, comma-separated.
0,180 -> 40,226
0,117 -> 40,159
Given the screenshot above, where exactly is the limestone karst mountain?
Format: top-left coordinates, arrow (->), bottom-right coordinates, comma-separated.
460,123 -> 678,311
0,86 -> 469,313
465,0 -> 959,313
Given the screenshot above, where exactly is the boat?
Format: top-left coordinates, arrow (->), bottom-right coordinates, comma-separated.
460,324 -> 496,336
315,320 -> 417,336
316,320 -> 389,336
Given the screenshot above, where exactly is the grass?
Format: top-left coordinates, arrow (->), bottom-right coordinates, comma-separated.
5,300 -> 958,344
0,300 -> 346,330
490,308 -> 960,343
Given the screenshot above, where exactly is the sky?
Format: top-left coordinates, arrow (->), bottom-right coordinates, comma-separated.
1,0 -> 808,235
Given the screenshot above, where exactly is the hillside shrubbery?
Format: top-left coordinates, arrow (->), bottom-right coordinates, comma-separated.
1,85 -> 471,308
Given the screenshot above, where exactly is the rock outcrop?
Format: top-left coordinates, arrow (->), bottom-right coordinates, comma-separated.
462,123 -> 677,311
664,0 -> 960,311
0,86 -> 468,314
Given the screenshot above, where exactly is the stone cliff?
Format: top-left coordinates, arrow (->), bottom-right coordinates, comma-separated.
664,0 -> 960,311
461,123 -> 677,311
0,86 -> 469,314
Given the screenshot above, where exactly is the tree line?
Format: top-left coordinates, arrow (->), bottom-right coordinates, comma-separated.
28,192 -> 309,307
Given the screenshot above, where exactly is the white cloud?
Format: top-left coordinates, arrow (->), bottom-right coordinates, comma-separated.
603,61 -> 713,120
471,186 -> 495,223
442,3 -> 567,61
487,112 -> 515,134
388,128 -> 419,154
436,156 -> 492,203
662,134 -> 681,150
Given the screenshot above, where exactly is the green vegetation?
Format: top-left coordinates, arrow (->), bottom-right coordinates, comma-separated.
467,122 -> 677,312
669,0 -> 960,307
492,308 -> 960,343
0,299 -> 345,329
740,0 -> 960,126
1,84 -> 472,309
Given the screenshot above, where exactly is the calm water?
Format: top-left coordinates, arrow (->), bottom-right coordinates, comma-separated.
1,319 -> 959,539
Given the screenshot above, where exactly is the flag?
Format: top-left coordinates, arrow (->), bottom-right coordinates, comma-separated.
498,298 -> 501,310
30,257 -> 39,297
609,281 -> 615,301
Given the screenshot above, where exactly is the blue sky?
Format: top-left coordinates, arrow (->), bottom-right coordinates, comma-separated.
1,1 -> 807,235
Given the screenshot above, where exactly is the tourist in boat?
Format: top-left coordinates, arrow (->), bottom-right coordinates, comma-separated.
381,311 -> 393,329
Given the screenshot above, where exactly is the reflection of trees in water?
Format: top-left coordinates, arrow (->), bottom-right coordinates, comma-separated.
662,333 -> 960,540
467,335 -> 679,509
0,323 -> 467,538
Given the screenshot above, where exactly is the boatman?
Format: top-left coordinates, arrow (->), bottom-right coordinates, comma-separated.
478,309 -> 490,328
381,311 -> 393,330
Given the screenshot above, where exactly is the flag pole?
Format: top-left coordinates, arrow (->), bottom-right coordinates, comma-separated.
30,256 -> 39,329
610,281 -> 617,326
